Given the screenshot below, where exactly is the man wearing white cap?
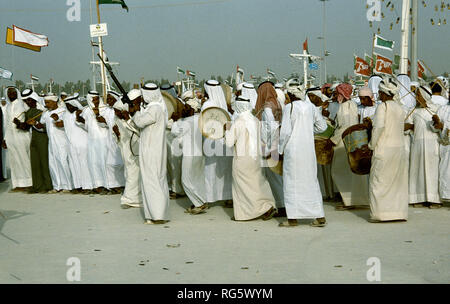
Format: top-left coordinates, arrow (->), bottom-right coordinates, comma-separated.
103,91 -> 125,193
40,95 -> 73,193
201,80 -> 233,207
133,83 -> 169,224
241,83 -> 258,109
77,91 -> 108,194
63,93 -> 93,193
114,89 -> 141,208
20,89 -> 53,193
2,86 -> 32,191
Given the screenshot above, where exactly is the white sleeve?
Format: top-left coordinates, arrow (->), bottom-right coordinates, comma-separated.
278,103 -> 293,155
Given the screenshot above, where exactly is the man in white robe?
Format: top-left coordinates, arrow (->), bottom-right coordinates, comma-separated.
77,91 -> 108,193
407,87 -> 441,208
201,80 -> 233,205
367,79 -> 409,222
278,89 -> 328,227
430,81 -> 448,107
133,83 -> 170,224
357,86 -> 378,123
104,91 -> 126,192
113,90 -> 141,208
329,83 -> 370,209
431,98 -> 450,202
225,97 -> 276,221
2,86 -> 32,191
40,95 -> 73,192
1,97 -> 8,181
62,94 -> 93,193
172,97 -> 208,214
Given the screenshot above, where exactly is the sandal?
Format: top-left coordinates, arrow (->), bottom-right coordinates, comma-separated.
144,219 -> 169,225
262,207 -> 277,221
278,220 -> 299,227
310,218 -> 327,227
335,205 -> 355,211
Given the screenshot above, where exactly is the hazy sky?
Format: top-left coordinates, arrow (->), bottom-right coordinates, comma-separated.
0,0 -> 449,85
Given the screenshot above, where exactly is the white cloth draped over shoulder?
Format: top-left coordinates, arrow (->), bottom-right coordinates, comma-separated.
4,87 -> 32,188
431,104 -> 450,200
279,99 -> 327,219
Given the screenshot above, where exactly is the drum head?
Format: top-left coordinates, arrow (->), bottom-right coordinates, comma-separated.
199,106 -> 231,140
220,83 -> 232,106
161,91 -> 178,120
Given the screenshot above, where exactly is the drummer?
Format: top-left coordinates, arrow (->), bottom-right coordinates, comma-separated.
357,86 -> 378,124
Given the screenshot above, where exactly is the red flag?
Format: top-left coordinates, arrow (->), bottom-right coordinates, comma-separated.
374,53 -> 393,75
303,38 -> 308,52
418,60 -> 426,80
354,56 -> 371,77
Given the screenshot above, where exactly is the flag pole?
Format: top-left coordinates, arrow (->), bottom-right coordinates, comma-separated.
96,0 -> 107,104
371,33 -> 375,73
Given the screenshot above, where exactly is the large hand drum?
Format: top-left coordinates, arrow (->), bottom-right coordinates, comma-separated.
342,123 -> 372,175
199,106 -> 231,140
161,91 -> 178,120
314,121 -> 335,165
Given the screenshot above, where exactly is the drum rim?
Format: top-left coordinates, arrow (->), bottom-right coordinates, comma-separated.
198,106 -> 231,139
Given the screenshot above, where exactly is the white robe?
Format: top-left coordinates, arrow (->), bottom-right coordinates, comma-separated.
1,104 -> 8,178
279,100 -> 328,219
368,101 -> 409,221
103,107 -> 125,189
261,108 -> 284,208
201,100 -> 233,203
431,95 -> 448,107
41,108 -> 73,190
225,111 -> 275,220
133,104 -> 169,220
81,107 -> 108,188
433,105 -> 450,200
116,118 -> 141,205
358,104 -> 378,123
407,108 -> 441,204
330,100 -> 370,206
171,114 -> 206,207
63,110 -> 93,190
3,98 -> 32,188
166,120 -> 184,195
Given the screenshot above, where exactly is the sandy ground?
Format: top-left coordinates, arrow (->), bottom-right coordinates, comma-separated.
0,179 -> 449,284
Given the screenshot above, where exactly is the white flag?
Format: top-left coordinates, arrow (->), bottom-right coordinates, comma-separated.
13,25 -> 48,47
0,67 -> 13,80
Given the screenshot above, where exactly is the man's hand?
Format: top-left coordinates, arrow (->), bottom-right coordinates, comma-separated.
404,123 -> 414,132
26,119 -> 36,126
432,115 -> 444,130
54,121 -> 64,128
96,115 -> 106,124
363,117 -> 372,128
223,121 -> 232,132
322,108 -> 330,118
75,110 -> 85,123
50,113 -> 59,121
35,122 -> 44,129
13,118 -> 21,125
122,110 -> 130,121
1,140 -> 7,150
113,125 -> 120,141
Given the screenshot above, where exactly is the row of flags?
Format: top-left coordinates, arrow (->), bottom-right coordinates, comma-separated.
354,54 -> 427,79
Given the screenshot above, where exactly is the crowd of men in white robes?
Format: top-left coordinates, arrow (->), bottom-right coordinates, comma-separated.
0,73 -> 449,226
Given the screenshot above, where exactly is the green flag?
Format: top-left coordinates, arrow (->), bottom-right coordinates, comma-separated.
98,0 -> 129,12
392,54 -> 400,72
177,67 -> 185,75
374,34 -> 395,51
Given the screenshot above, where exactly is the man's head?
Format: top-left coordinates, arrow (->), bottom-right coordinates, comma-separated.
7,87 -> 18,102
65,103 -> 78,113
335,83 -> 353,103
44,95 -> 59,110
92,95 -> 100,107
358,86 -> 374,106
430,81 -> 443,95
106,92 -> 119,107
60,92 -> 68,102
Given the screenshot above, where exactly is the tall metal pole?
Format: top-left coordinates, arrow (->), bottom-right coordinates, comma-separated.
410,0 -> 418,81
320,0 -> 328,83
90,0 -> 96,91
400,0 -> 411,74
96,0 -> 107,102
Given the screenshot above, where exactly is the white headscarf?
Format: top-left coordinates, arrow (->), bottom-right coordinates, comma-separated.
368,75 -> 383,101
21,89 -> 45,111
204,80 -> 228,111
65,93 -> 83,110
234,96 -> 253,114
233,96 -> 257,159
141,83 -> 168,122
86,91 -> 100,109
417,86 -> 437,111
378,77 -> 400,102
241,82 -> 258,109
397,74 -> 416,112
275,88 -> 286,111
